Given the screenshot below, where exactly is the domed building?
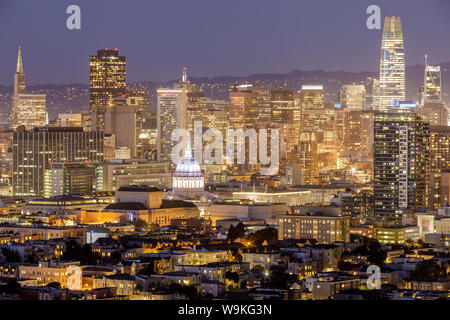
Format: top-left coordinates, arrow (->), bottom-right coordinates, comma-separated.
172,145 -> 205,195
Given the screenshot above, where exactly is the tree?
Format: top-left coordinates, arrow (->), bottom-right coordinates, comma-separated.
230,248 -> 243,262
61,240 -> 99,265
225,271 -> 239,284
168,283 -> 197,300
265,265 -> 292,290
137,262 -> 155,276
353,238 -> 386,266
248,227 -> 277,246
47,282 -> 61,289
227,223 -> 246,241
134,218 -> 148,229
1,248 -> 21,263
411,260 -> 446,281
26,253 -> 40,265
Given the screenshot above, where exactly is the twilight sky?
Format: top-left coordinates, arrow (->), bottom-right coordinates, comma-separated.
0,0 -> 449,85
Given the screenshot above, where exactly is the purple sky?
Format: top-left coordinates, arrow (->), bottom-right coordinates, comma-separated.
0,0 -> 449,85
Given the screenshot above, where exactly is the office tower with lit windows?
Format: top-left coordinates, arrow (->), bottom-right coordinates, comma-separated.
89,49 -> 126,132
420,54 -> 442,104
125,88 -> 150,157
299,85 -> 335,166
12,127 -> 104,197
270,89 -> 294,124
229,85 -> 259,130
298,85 -> 325,110
157,88 -> 187,164
420,102 -> 448,126
10,46 -> 46,131
10,46 -> 26,129
379,17 -> 405,111
374,113 -> 429,223
105,96 -> 137,158
428,126 -> 450,208
336,109 -> 373,153
418,55 -> 447,126
44,162 -> 96,197
295,132 -> 319,185
187,98 -> 229,135
339,85 -> 366,110
372,78 -> 380,110
11,94 -> 47,130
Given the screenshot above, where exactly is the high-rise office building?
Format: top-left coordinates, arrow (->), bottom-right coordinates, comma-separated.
420,101 -> 448,126
89,49 -> 126,132
270,89 -> 295,124
428,126 -> 450,209
299,85 -> 335,159
105,96 -> 137,158
372,78 -> 380,110
13,127 -> 104,196
10,46 -> 26,129
379,17 -> 405,111
420,54 -> 442,105
10,47 -> 45,131
44,162 -> 96,197
157,88 -> 187,164
374,113 -> 429,223
126,88 -> 150,158
229,85 -> 259,130
339,85 -> 366,110
12,94 -> 47,130
296,132 -> 319,185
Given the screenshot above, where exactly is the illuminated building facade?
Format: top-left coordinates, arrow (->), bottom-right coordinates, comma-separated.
379,17 -> 405,111
228,85 -> 259,130
10,46 -> 26,130
12,94 -> 47,130
12,127 -> 104,196
374,113 -> 429,223
44,162 -> 96,197
277,214 -> 350,243
125,88 -> 150,158
97,160 -> 171,192
157,88 -> 187,164
105,96 -> 137,158
420,55 -> 442,105
296,132 -> 319,185
428,126 -> 450,208
339,85 -> 366,110
89,49 -> 126,132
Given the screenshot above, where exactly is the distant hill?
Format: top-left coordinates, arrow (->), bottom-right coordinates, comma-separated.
0,62 -> 448,120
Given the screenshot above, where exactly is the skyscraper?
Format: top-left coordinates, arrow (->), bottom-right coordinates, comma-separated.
339,85 -> 366,110
12,127 -> 104,196
428,126 -> 450,209
13,94 -> 47,130
10,46 -> 47,131
379,17 -> 405,111
89,49 -> 126,132
10,46 -> 26,130
157,88 -> 187,164
421,54 -> 442,104
105,96 -> 137,158
374,113 -> 429,223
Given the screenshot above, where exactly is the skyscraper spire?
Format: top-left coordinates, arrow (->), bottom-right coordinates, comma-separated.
424,54 -> 428,101
182,66 -> 187,83
16,46 -> 24,74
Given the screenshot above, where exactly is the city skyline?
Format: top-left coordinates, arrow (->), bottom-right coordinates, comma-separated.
1,0 -> 450,304
0,0 -> 450,85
